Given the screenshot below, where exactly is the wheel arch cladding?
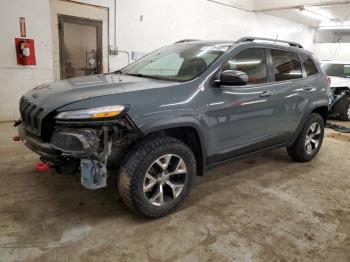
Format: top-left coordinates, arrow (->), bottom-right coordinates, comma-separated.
140,119 -> 207,176
290,105 -> 328,146
312,106 -> 328,123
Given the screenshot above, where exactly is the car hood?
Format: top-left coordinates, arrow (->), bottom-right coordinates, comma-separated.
328,76 -> 350,88
23,74 -> 180,111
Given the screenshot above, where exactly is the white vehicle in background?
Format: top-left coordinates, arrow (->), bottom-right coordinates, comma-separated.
321,61 -> 350,121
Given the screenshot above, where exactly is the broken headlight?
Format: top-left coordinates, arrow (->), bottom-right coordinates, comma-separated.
55,105 -> 126,120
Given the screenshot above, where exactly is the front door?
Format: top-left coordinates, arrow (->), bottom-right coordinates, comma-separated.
207,48 -> 278,162
58,15 -> 102,79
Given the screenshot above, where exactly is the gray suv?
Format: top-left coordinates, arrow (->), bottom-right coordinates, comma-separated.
17,37 -> 329,217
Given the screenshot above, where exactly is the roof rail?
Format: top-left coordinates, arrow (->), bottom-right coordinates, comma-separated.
236,37 -> 304,49
174,39 -> 200,44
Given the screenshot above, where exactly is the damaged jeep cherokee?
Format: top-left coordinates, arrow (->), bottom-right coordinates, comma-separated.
17,37 -> 329,217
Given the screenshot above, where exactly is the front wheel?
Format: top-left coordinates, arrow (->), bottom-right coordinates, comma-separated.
118,136 -> 196,218
287,113 -> 325,162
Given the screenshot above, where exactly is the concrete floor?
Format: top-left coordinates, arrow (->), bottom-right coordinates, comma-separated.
0,121 -> 349,262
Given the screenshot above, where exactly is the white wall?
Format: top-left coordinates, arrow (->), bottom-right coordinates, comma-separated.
0,0 -> 315,121
110,0 -> 314,70
312,43 -> 350,61
0,0 -> 53,121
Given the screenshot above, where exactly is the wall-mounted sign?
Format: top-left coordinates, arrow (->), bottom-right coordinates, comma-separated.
131,51 -> 146,61
19,17 -> 26,37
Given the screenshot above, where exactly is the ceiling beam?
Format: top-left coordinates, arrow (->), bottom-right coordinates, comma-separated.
253,0 -> 350,12
207,0 -> 253,12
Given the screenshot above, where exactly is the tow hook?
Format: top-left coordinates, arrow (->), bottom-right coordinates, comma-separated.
34,162 -> 49,172
13,120 -> 22,141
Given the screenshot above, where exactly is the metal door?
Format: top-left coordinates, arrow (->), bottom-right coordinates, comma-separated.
58,15 -> 102,79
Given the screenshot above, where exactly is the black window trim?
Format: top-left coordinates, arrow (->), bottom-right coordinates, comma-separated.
210,45 -> 321,87
298,53 -> 307,79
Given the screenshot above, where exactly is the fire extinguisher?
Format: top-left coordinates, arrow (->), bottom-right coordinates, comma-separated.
15,38 -> 36,65
20,40 -> 30,58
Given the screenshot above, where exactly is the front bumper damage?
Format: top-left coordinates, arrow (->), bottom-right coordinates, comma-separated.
18,118 -> 139,190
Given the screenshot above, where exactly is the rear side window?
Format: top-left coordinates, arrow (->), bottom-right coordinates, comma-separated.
222,48 -> 267,84
271,50 -> 302,81
300,55 -> 319,76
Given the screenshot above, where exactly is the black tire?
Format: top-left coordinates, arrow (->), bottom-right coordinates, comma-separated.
333,95 -> 350,121
287,113 -> 325,162
118,136 -> 196,218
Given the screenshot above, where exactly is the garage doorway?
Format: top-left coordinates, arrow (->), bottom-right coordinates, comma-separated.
58,15 -> 103,79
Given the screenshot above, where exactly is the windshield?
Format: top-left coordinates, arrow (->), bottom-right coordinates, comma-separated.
120,43 -> 230,82
322,63 -> 350,78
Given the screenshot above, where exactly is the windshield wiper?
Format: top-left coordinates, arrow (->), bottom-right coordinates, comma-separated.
125,73 -> 164,80
124,73 -> 182,82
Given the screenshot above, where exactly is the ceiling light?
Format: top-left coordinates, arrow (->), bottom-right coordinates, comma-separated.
299,8 -> 330,21
318,25 -> 350,30
304,6 -> 334,20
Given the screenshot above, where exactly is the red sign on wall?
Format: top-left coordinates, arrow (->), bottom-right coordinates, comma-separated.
15,38 -> 36,65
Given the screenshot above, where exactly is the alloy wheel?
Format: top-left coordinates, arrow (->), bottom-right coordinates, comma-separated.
143,154 -> 187,206
305,123 -> 321,154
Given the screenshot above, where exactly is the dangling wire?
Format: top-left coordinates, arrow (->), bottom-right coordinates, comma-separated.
330,32 -> 342,59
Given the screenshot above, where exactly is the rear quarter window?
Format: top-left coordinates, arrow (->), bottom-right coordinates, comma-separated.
300,55 -> 319,76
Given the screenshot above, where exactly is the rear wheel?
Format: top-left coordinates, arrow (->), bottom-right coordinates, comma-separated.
287,113 -> 324,162
118,136 -> 196,218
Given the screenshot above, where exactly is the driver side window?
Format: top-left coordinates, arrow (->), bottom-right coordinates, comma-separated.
221,48 -> 267,84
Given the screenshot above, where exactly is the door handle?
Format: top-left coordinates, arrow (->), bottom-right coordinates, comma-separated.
259,91 -> 272,97
303,85 -> 313,91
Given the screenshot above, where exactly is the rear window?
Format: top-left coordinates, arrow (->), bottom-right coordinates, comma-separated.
322,63 -> 350,78
271,50 -> 302,81
300,55 -> 319,76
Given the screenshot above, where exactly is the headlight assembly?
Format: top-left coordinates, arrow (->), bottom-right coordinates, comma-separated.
55,105 -> 126,120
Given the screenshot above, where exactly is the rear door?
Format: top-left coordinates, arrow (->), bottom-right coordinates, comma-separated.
268,49 -> 317,137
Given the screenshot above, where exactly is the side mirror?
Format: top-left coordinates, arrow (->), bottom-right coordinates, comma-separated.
219,70 -> 248,86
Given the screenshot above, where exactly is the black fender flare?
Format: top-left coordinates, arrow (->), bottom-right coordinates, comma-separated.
137,116 -> 208,175
289,104 -> 328,146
